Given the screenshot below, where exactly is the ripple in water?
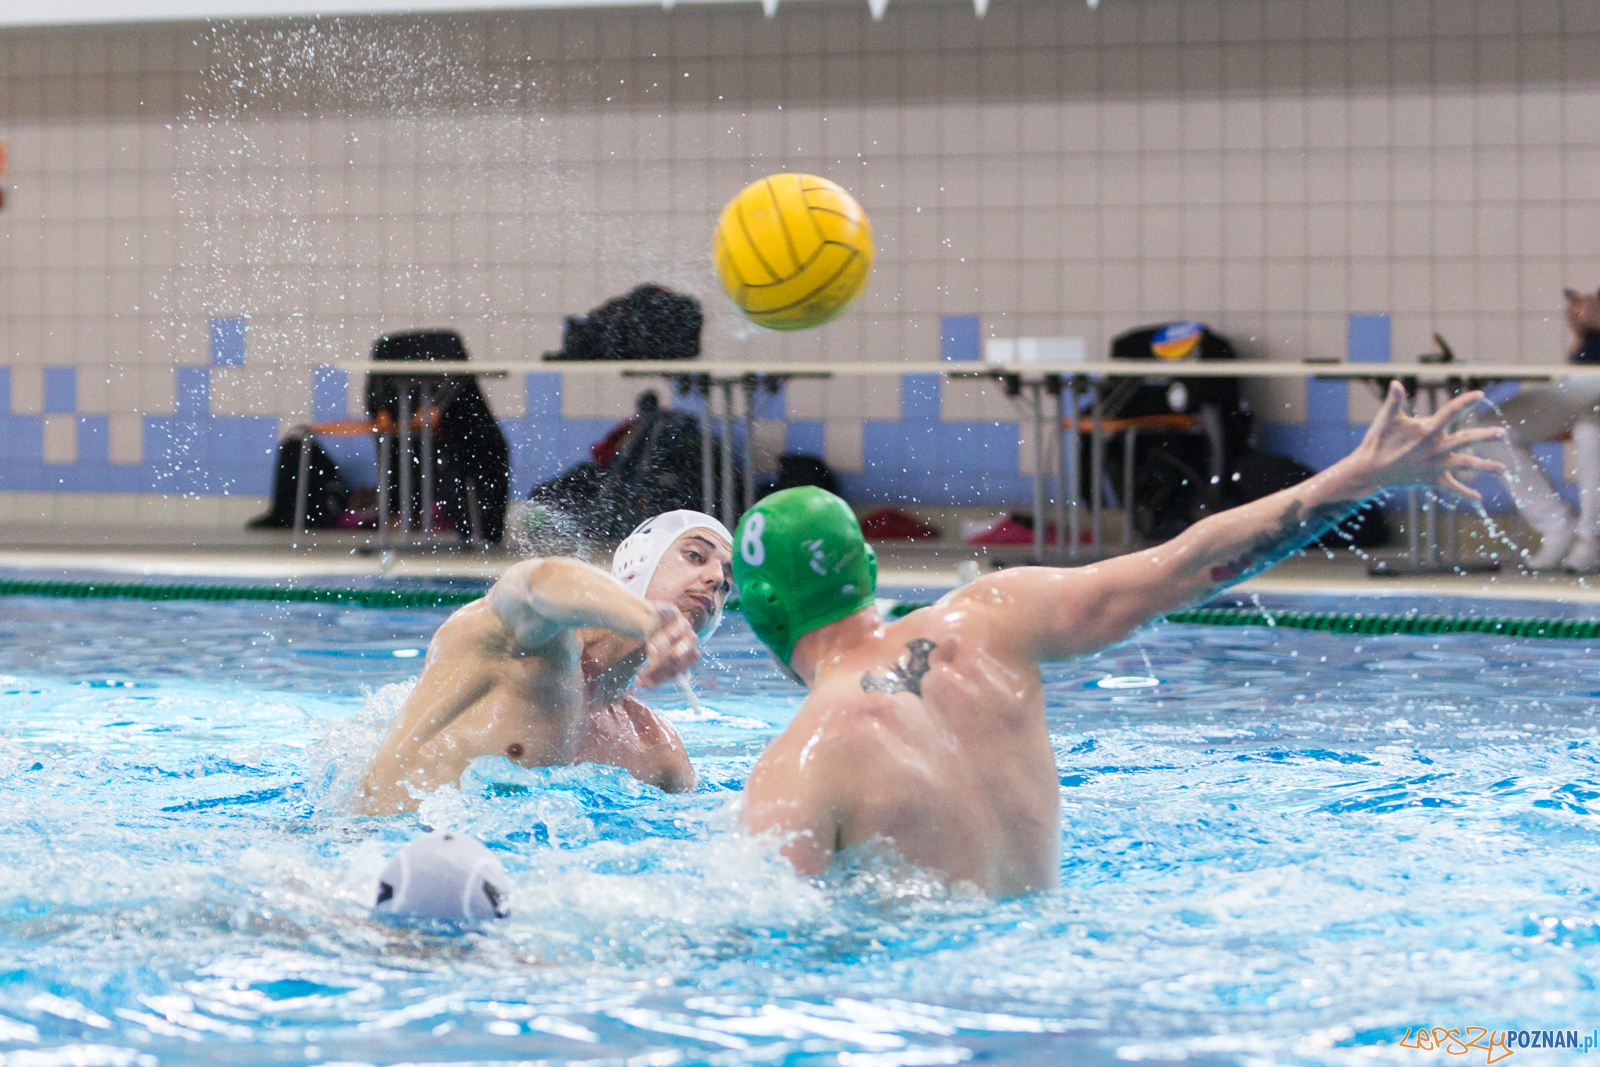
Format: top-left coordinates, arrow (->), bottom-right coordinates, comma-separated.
0,590 -> 1595,1065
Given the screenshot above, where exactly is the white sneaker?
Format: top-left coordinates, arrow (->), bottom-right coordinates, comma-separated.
1524,528 -> 1576,571
1564,537 -> 1600,573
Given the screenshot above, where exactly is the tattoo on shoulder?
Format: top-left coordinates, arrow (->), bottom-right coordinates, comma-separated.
861,639 -> 937,697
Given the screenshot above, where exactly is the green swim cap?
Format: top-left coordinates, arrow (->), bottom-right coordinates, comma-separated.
732,487 -> 878,666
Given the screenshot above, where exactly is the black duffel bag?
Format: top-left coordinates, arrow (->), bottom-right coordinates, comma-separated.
548,284 -> 702,362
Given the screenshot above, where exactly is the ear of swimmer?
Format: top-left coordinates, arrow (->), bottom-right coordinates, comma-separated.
373,831 -> 510,923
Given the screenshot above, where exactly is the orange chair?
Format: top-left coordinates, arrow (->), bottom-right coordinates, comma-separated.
290,408 -> 443,539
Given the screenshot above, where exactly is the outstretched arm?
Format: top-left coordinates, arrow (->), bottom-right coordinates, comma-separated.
968,382 -> 1506,662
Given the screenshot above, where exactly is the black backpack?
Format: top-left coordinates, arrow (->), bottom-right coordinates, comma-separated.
247,435 -> 349,529
1104,322 -> 1255,540
365,330 -> 511,543
525,407 -> 740,545
1109,321 -> 1251,463
548,284 -> 703,362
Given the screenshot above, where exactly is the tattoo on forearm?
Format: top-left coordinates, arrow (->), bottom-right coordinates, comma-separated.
861,639 -> 937,697
1206,499 -> 1363,587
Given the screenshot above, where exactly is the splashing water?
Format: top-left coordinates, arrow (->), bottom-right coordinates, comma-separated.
503,500 -> 603,563
0,587 -> 1598,1066
1249,590 -> 1277,626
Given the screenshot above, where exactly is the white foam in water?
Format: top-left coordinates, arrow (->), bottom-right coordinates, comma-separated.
303,678 -> 416,812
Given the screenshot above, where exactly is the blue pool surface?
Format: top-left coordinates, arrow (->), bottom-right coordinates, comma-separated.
0,581 -> 1597,1066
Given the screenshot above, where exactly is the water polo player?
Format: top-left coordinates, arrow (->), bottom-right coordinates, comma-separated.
359,510 -> 732,813
735,384 -> 1503,896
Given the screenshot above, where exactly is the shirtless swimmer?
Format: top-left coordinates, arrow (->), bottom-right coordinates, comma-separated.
360,510 -> 733,813
735,384 -> 1504,896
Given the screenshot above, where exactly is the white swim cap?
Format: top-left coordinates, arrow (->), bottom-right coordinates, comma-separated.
373,831 -> 510,923
612,510 -> 732,637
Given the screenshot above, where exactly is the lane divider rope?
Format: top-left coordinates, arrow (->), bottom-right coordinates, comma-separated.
1160,606 -> 1600,640
0,578 -> 482,610
2,578 -> 1598,641
885,599 -> 1600,641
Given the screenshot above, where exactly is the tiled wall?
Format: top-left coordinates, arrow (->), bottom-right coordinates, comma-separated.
2,0 -> 1600,524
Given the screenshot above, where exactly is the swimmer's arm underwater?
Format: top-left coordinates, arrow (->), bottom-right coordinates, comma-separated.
973,382 -> 1506,662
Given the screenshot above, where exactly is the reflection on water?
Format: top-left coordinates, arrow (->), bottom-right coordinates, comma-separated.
0,588 -> 1596,1066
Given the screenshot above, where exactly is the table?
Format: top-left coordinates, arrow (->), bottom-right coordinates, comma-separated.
330,358 -> 1587,564
321,362 -> 830,542
958,360 -> 1589,570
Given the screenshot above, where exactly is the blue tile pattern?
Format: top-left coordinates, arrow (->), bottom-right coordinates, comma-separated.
784,420 -> 824,456
503,373 -> 612,492
1348,314 -> 1392,364
43,367 -> 76,415
312,368 -> 349,422
0,366 -> 278,495
1267,313 -> 1389,478
210,317 -> 247,368
848,373 -> 1030,505
940,315 -> 981,362
0,327 -> 1541,515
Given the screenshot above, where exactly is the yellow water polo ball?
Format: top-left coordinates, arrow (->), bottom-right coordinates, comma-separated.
712,173 -> 874,332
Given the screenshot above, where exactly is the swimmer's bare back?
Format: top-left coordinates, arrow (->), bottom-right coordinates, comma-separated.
358,557 -> 700,814
744,383 -> 1507,895
745,608 -> 1062,895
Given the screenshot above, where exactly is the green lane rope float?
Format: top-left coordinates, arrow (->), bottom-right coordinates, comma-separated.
884,598 -> 1600,641
1161,607 -> 1600,641
4,578 -> 1600,641
0,578 -> 483,610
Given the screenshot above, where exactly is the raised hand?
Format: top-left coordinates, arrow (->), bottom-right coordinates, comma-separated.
1347,381 -> 1506,500
635,602 -> 700,688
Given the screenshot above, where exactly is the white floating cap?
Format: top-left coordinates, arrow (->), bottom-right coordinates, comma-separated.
374,831 -> 510,923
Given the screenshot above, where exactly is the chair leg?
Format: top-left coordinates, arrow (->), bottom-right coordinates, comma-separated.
1123,428 -> 1137,549
376,433 -> 392,550
292,430 -> 312,546
465,482 -> 484,547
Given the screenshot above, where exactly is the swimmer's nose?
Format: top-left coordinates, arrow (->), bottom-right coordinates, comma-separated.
703,567 -> 731,597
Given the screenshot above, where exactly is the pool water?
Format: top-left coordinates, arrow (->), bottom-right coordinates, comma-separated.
0,584 -> 1597,1066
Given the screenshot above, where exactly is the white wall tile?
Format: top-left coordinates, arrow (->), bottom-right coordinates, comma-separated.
1518,204 -> 1563,257
5,3 -> 1600,529
42,415 -> 78,464
1391,261 -> 1434,313
824,417 -> 864,472
1221,205 -> 1265,258
10,368 -> 43,414
1433,93 -> 1477,147
1348,259 -> 1391,310
1518,89 -> 1564,145
1433,204 -> 1476,257
108,413 -> 143,464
